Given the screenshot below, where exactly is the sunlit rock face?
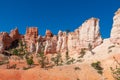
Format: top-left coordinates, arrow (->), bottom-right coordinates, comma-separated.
25,27 -> 38,52
67,18 -> 103,54
78,18 -> 103,49
36,36 -> 43,54
110,8 -> 120,45
57,30 -> 63,52
44,30 -> 57,54
9,28 -> 21,41
68,30 -> 80,54
57,31 -> 67,53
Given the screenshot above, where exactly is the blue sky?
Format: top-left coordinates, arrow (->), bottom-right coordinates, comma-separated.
0,0 -> 120,38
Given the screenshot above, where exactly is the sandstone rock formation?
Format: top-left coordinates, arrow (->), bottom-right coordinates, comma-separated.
25,27 -> 38,52
36,36 -> 43,54
0,32 -> 12,51
61,32 -> 67,52
57,31 -> 67,53
0,18 -> 103,54
0,41 -> 4,53
79,18 -> 103,49
9,28 -> 21,41
110,8 -> 120,45
68,30 -> 80,53
57,30 -> 63,52
30,41 -> 36,53
45,30 -> 53,40
43,18 -> 103,54
68,18 -> 103,54
44,30 -> 57,54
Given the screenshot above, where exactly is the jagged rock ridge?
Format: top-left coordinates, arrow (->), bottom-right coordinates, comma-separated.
0,18 -> 103,55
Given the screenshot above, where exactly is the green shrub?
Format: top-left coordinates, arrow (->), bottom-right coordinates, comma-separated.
51,53 -> 63,66
38,52 -> 48,68
110,57 -> 120,80
22,67 -> 30,70
91,61 -> 103,75
66,58 -> 75,65
26,57 -> 34,67
108,45 -> 115,49
65,51 -> 70,61
78,49 -> 86,58
13,49 -> 19,55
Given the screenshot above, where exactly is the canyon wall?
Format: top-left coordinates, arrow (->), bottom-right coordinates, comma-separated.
110,8 -> 120,45
0,18 -> 103,54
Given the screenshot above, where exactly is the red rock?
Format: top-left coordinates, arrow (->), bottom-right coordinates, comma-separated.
25,27 -> 38,52
9,28 -> 21,41
0,32 -> 12,50
44,30 -> 57,54
45,30 -> 53,40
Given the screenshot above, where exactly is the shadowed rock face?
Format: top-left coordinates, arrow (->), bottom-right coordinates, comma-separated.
0,28 -> 22,53
110,8 -> 120,45
0,32 -> 12,51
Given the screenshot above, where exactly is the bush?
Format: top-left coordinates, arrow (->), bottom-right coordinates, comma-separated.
65,51 -> 70,61
51,53 -> 63,66
110,66 -> 120,80
22,67 -> 30,70
110,57 -> 120,80
91,61 -> 103,75
78,48 -> 86,58
66,58 -> 75,65
108,45 -> 115,49
26,56 -> 34,67
13,49 -> 19,55
38,52 -> 48,68
74,67 -> 81,70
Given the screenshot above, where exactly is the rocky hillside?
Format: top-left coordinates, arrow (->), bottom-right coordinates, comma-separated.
0,8 -> 120,80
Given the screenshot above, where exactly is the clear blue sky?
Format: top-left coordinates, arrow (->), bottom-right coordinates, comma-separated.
0,0 -> 120,38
